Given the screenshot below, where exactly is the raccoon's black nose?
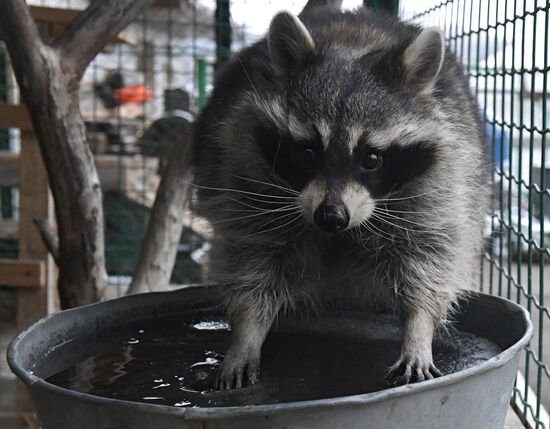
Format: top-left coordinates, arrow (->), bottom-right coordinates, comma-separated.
314,204 -> 350,232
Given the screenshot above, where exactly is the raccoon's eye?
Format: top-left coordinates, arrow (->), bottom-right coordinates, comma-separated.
361,151 -> 382,171
298,147 -> 316,165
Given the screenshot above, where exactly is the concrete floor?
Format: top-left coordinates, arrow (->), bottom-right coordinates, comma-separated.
504,409 -> 529,429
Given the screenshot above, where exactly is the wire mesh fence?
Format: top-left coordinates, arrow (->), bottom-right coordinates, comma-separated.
401,0 -> 549,427
0,0 -> 548,426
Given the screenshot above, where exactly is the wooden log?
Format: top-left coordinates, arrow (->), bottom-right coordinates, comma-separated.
0,259 -> 45,287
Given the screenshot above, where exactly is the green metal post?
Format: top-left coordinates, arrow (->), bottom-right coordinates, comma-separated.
197,58 -> 207,109
215,0 -> 231,71
365,0 -> 399,14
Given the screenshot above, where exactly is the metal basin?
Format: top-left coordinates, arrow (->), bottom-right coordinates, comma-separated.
8,285 -> 532,429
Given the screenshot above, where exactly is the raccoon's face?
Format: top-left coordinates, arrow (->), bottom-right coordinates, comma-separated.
252,12 -> 445,233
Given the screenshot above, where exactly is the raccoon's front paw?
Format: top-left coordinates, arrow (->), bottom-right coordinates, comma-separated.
216,347 -> 260,390
386,353 -> 442,385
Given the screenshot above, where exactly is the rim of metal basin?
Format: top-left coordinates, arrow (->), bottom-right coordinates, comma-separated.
7,285 -> 533,421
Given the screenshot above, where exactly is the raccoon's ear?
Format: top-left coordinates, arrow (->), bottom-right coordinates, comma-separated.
268,12 -> 316,69
402,28 -> 445,93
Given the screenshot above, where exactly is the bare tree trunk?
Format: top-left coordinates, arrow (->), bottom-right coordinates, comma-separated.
127,121 -> 194,295
0,0 -> 155,308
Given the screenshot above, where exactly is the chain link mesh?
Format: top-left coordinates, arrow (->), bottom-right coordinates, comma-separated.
0,1 -> 546,425
401,1 -> 549,427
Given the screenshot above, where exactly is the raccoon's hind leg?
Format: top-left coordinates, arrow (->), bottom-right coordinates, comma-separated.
216,290 -> 280,390
387,308 -> 442,385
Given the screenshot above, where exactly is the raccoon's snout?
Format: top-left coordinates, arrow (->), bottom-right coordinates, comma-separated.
314,204 -> 350,232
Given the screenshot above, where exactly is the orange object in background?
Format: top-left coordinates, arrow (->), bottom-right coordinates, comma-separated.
114,85 -> 154,105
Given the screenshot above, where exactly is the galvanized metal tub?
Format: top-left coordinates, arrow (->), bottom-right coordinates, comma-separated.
8,285 -> 532,429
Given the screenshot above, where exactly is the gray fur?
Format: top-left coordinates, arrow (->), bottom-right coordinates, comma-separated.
192,4 -> 489,389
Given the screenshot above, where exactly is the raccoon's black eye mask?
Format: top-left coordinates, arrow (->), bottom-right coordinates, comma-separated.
254,113 -> 438,194
254,119 -> 322,190
354,142 -> 438,197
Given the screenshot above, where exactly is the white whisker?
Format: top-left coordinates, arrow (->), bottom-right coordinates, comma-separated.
370,212 -> 436,236
362,218 -> 401,242
257,209 -> 303,229
243,212 -> 304,239
226,196 -> 297,213
269,216 -> 306,241
372,208 -> 446,231
175,178 -> 297,200
231,175 -> 299,196
211,205 -> 300,225
375,188 -> 443,203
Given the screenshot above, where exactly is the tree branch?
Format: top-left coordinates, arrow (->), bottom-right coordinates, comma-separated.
0,0 -> 48,98
33,218 -> 59,266
127,121 -> 194,295
53,0 -> 155,82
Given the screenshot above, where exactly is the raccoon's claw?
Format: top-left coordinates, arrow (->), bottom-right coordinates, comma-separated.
215,352 -> 260,390
386,355 -> 442,386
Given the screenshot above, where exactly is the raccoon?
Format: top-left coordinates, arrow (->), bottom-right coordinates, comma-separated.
192,0 -> 489,390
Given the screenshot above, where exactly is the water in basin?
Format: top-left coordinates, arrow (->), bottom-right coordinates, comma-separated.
45,314 -> 500,408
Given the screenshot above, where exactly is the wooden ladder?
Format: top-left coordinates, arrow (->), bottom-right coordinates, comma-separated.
0,90 -> 56,332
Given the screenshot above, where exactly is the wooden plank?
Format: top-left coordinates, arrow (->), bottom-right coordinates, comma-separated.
0,413 -> 38,429
29,5 -> 79,25
28,6 -> 128,45
0,152 -> 152,189
0,415 -> 28,429
17,131 -> 55,329
0,259 -> 44,287
0,151 -> 18,187
0,105 -> 32,131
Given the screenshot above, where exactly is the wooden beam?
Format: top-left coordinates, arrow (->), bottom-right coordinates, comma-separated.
0,151 -> 18,187
28,6 -> 128,45
0,104 -> 32,131
0,413 -> 39,429
0,415 -> 29,429
0,151 -> 159,191
29,5 -> 79,25
0,259 -> 45,287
